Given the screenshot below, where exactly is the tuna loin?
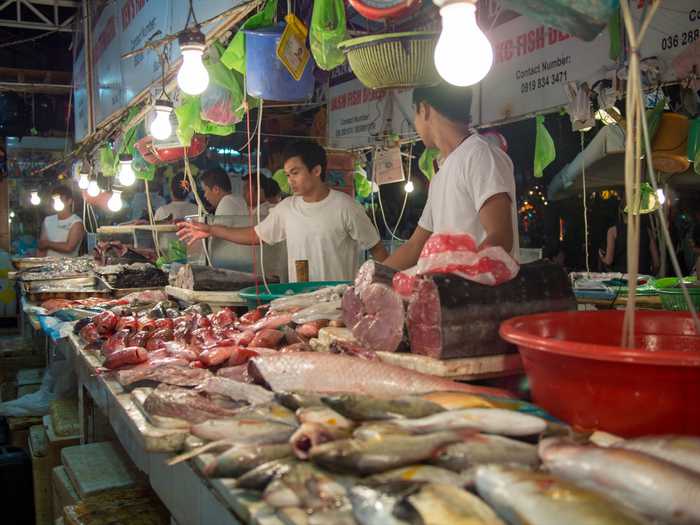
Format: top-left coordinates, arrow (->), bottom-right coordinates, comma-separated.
407,261 -> 575,359
342,261 -> 405,352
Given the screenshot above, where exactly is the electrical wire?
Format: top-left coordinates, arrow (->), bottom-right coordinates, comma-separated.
255,100 -> 271,295
244,97 -> 260,290
183,150 -> 213,266
144,180 -> 162,259
580,132 -> 590,273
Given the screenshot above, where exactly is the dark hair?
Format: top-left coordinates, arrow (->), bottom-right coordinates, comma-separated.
51,185 -> 73,203
282,141 -> 327,181
412,83 -> 473,124
170,173 -> 189,200
262,176 -> 281,198
200,167 -> 231,193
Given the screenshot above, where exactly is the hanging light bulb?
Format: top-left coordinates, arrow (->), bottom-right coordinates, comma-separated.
404,180 -> 415,193
87,180 -> 101,197
53,195 -> 65,212
177,29 -> 209,95
118,154 -> 136,186
9,211 -> 15,219
149,99 -> 174,140
78,168 -> 90,190
433,0 -> 493,86
30,191 -> 41,206
108,190 -> 123,212
656,188 -> 666,206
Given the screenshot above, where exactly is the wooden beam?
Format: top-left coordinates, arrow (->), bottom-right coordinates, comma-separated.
0,67 -> 71,83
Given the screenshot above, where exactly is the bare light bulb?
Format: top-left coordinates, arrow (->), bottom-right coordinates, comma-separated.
435,2 -> 493,86
53,196 -> 65,212
78,172 -> 90,190
87,180 -> 100,197
150,100 -> 173,140
404,180 -> 415,193
30,191 -> 41,206
108,190 -> 123,212
118,155 -> 136,186
656,188 -> 666,206
9,211 -> 15,218
177,30 -> 209,95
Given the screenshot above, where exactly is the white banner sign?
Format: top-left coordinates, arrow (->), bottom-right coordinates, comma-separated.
73,45 -> 90,142
119,0 -> 171,104
632,0 -> 700,82
92,1 -> 124,126
480,16 -> 610,124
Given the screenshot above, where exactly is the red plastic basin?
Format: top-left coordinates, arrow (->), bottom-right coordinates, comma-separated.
499,310 -> 700,437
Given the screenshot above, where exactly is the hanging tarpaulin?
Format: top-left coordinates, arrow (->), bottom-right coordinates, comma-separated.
500,0 -> 619,41
310,0 -> 347,71
534,115 -> 556,178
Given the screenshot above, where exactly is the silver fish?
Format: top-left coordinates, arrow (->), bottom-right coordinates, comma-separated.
322,394 -> 445,421
290,406 -> 356,459
613,435 -> 700,475
203,443 -> 293,478
235,458 -> 299,491
402,483 -> 505,525
354,409 -> 546,439
196,376 -> 274,405
540,439 -> 700,524
350,484 -> 415,525
235,402 -> 299,427
264,462 -> 348,511
430,434 -> 540,472
310,431 -> 464,476
475,464 -> 646,525
190,418 -> 296,444
365,465 -> 470,488
275,391 -> 326,411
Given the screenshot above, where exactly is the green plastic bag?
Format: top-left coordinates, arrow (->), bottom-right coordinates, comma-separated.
310,0 -> 347,71
644,95 -> 665,156
202,43 -> 246,125
272,168 -> 291,195
534,115 -> 556,178
687,117 -> 699,168
353,164 -> 372,199
221,0 -> 278,74
175,95 -> 201,146
418,148 -> 440,181
99,146 -> 116,178
133,148 -> 155,181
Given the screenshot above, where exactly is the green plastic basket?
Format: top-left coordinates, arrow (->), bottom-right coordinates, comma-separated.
654,277 -> 700,311
239,281 -> 351,309
338,32 -> 438,90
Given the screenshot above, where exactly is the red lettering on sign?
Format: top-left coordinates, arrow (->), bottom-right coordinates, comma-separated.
94,16 -> 117,63
121,0 -> 148,31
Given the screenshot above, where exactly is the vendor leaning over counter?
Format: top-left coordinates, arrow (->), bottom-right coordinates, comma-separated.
383,83 -> 519,270
37,185 -> 85,257
200,167 -> 248,216
178,141 -> 388,281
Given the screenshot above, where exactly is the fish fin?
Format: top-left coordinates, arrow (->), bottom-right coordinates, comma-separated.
167,439 -> 234,466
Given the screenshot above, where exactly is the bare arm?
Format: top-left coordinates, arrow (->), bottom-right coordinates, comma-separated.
599,226 -> 617,266
369,241 -> 389,262
41,222 -> 85,254
478,193 -> 514,253
177,221 -> 259,246
382,226 -> 432,271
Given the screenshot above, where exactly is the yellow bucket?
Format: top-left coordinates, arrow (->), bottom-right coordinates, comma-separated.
652,113 -> 690,174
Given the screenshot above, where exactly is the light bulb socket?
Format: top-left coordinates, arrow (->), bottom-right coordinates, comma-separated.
118,154 -> 133,163
179,28 -> 206,51
154,99 -> 173,112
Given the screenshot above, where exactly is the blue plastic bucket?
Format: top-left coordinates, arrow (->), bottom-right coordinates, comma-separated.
244,24 -> 315,101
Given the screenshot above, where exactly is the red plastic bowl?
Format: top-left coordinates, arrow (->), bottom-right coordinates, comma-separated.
500,310 -> 700,437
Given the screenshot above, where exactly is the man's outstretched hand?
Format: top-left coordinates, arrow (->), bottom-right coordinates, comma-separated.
177,221 -> 211,246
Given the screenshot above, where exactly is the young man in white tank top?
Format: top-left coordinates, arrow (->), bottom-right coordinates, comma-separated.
37,185 -> 85,257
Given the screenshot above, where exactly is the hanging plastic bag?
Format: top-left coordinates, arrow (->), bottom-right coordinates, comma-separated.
175,95 -> 201,146
133,148 -> 155,181
201,43 -> 245,126
221,0 -> 278,74
534,115 -> 556,178
419,148 -> 440,181
272,168 -> 291,194
354,164 -> 372,199
310,0 -> 347,71
99,146 -> 116,178
687,117 -> 699,163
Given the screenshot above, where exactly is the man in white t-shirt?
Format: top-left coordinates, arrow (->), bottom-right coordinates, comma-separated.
37,185 -> 85,257
153,174 -> 198,221
383,83 -> 519,270
200,167 -> 247,217
178,142 -> 388,282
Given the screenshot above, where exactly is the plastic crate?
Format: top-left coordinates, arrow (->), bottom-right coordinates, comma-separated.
654,277 -> 700,311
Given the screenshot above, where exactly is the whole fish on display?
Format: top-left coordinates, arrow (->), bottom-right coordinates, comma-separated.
612,435 -> 700,475
204,443 -> 293,478
196,376 -> 274,405
430,434 -> 540,472
322,394 -> 445,421
476,464 -> 646,525
142,384 -> 238,424
364,465 -> 471,488
248,353 -> 513,398
235,458 -> 299,491
289,406 -> 355,459
117,363 -> 212,387
263,462 -> 349,511
402,483 -> 505,525
540,439 -> 700,524
190,418 -> 296,444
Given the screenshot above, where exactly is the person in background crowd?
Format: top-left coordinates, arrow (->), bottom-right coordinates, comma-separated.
178,141 -> 388,282
154,174 -> 198,221
200,167 -> 247,216
37,185 -> 85,257
129,170 -> 166,221
599,204 -> 659,275
262,176 -> 283,205
383,82 -> 518,271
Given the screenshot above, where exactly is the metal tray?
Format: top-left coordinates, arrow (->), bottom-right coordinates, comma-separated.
25,278 -> 111,303
11,257 -> 61,271
22,275 -> 97,292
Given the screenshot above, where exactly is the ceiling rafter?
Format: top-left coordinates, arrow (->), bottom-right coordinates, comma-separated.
0,0 -> 79,32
